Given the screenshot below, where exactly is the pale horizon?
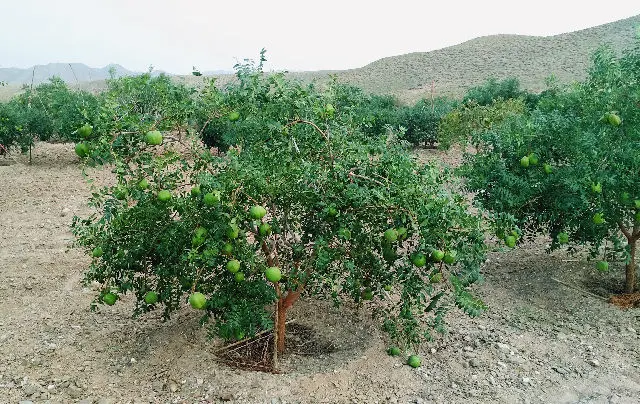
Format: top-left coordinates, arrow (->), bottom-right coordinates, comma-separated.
1,0 -> 639,74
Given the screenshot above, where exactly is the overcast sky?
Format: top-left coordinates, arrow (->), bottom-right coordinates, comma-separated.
1,1 -> 639,74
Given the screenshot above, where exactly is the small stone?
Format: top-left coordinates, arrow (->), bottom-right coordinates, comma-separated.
522,377 -> 531,385
196,378 -> 204,385
496,343 -> 510,353
220,392 -> 234,401
78,399 -> 94,404
556,332 -> 568,341
67,384 -> 84,399
430,348 -> 436,354
61,207 -> 71,217
97,399 -> 116,404
130,358 -> 136,364
469,359 -> 481,368
587,359 -> 600,367
167,380 -> 179,393
19,401 -> 34,404
23,383 -> 40,397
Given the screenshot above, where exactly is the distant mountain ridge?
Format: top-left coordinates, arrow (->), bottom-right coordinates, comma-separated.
0,63 -> 138,85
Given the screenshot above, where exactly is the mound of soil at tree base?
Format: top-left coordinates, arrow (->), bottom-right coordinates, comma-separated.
610,292 -> 640,309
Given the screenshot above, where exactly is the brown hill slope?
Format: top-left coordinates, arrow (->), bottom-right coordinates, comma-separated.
313,14 -> 640,103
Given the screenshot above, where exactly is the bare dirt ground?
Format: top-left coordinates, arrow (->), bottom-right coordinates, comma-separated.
1,143 -> 639,404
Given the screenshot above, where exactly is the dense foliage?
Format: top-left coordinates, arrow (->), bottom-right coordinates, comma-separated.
460,45 -> 640,292
72,59 -> 488,355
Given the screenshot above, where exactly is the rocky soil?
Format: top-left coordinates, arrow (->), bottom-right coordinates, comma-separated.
1,143 -> 639,404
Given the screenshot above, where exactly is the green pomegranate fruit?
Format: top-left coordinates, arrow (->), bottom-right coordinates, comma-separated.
249,205 -> 267,220
520,156 -> 530,168
557,232 -> 569,244
607,112 -> 621,126
234,272 -> 245,282
596,261 -> 609,272
443,251 -> 457,265
384,228 -> 398,243
227,223 -> 239,239
259,222 -> 272,236
387,346 -> 401,356
203,191 -> 221,206
431,249 -> 445,262
396,227 -> 408,240
407,355 -> 421,368
145,130 -> 163,145
265,266 -> 282,283
593,212 -> 605,225
144,291 -> 159,304
137,178 -> 149,190
411,253 -> 427,267
157,190 -> 172,202
528,153 -> 539,166
189,292 -> 207,309
228,111 -> 240,122
226,259 -> 241,273
222,243 -> 233,255
74,143 -> 90,158
505,235 -> 516,248
543,163 -> 553,174
190,185 -> 201,196
103,292 -> 118,306
77,124 -> 93,138
92,247 -> 103,258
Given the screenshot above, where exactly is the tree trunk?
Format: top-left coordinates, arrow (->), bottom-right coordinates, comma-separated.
625,238 -> 637,293
276,298 -> 287,354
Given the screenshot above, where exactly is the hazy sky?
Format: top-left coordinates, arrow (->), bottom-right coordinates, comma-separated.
1,1 -> 639,74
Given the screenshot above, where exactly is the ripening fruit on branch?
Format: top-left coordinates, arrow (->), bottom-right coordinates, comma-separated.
443,251 -> 457,265
557,232 -> 569,244
190,185 -> 201,196
226,259 -> 241,273
543,163 -> 553,174
396,227 -> 408,241
528,153 -> 539,166
265,266 -> 282,283
384,228 -> 398,243
157,190 -> 172,202
250,205 -> 267,220
145,130 -> 163,145
77,124 -> 93,139
606,112 -> 622,126
222,243 -> 233,256
505,235 -> 516,248
75,143 -> 90,158
144,291 -> 159,304
137,179 -> 149,190
411,252 -> 427,267
431,249 -> 445,262
92,247 -> 103,258
593,212 -> 605,225
103,292 -> 118,306
227,223 -> 239,239
259,222 -> 272,236
203,191 -> 221,206
520,156 -> 530,168
234,272 -> 245,282
596,261 -> 609,272
228,111 -> 240,122
189,292 -> 207,309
